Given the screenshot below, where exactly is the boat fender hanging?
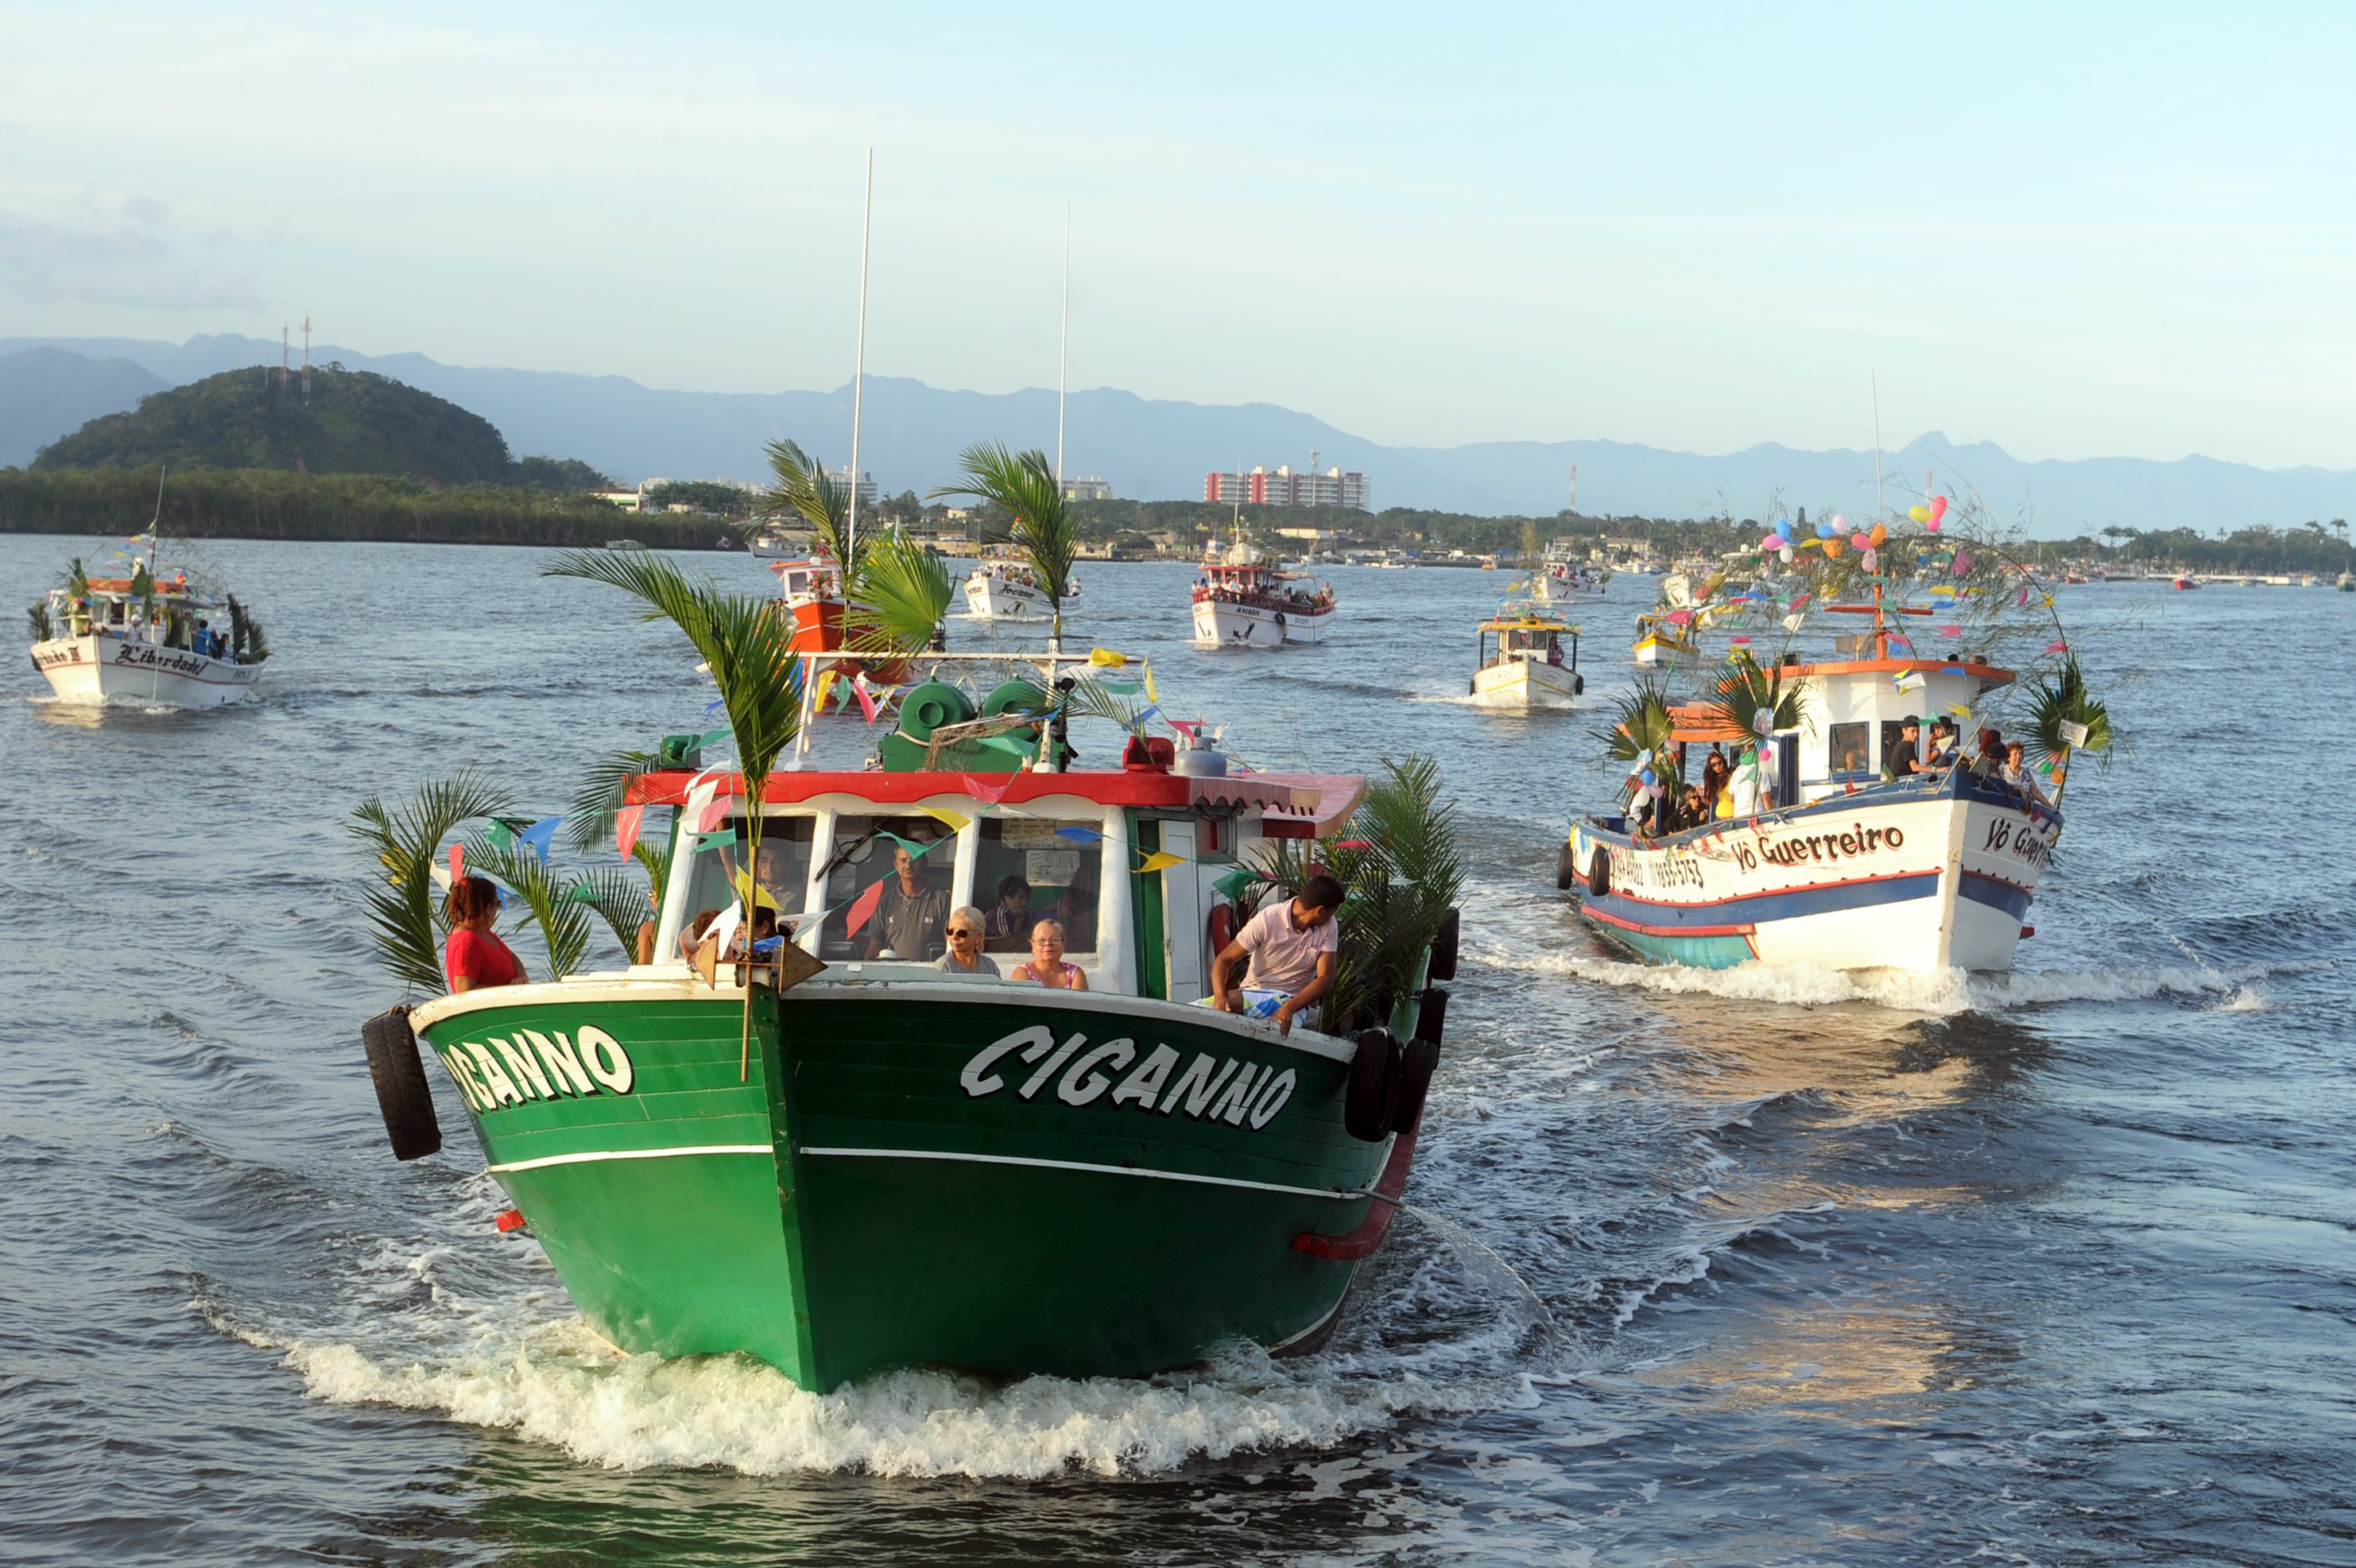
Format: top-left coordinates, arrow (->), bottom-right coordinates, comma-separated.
1206,901 -> 1237,962
1389,1035 -> 1441,1135
1274,611 -> 1286,629
1556,839 -> 1579,891
1586,846 -> 1611,899
1344,1028 -> 1403,1142
1573,672 -> 1585,695
1413,985 -> 1449,1050
361,1005 -> 442,1161
1426,908 -> 1460,982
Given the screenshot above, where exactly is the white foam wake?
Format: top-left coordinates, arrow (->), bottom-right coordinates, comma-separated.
1482,944 -> 2307,1016
222,1313 -> 1463,1478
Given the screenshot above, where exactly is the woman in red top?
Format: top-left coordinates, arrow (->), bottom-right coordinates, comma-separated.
444,875 -> 526,993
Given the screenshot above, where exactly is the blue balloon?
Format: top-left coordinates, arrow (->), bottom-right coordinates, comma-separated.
1640,768 -> 1657,786
1815,521 -> 1835,539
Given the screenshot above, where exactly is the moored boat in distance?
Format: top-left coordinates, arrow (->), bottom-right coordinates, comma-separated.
1471,610 -> 1583,710
963,557 -> 1078,621
1192,528 -> 1335,647
1531,561 -> 1609,604
28,548 -> 269,708
366,668 -> 1458,1392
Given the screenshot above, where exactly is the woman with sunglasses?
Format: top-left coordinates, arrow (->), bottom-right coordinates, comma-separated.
932,906 -> 1002,977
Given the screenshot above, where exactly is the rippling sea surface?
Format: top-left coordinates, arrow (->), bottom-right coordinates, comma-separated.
3,536 -> 2350,1566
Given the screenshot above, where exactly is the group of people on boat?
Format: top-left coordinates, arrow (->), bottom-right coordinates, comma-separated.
1191,577 -> 1333,614
1885,716 -> 2054,811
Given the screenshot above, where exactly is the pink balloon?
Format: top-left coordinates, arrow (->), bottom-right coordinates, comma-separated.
1951,551 -> 1974,575
1850,532 -> 1872,549
1760,533 -> 1784,552
1929,496 -> 1949,521
1862,548 -> 1879,572
1925,518 -> 1942,532
1830,514 -> 1846,529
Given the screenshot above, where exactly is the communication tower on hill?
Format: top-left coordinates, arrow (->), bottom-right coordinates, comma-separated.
301,316 -> 312,405
279,324 -> 290,397
1568,464 -> 1578,514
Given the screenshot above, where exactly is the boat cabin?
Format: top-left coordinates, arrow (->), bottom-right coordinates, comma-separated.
1477,614 -> 1576,674
45,575 -> 212,640
625,763 -> 1360,1002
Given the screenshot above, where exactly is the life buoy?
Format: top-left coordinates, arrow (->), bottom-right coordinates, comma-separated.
1586,846 -> 1611,899
361,1005 -> 442,1161
1206,902 -> 1237,963
1344,1028 -> 1403,1142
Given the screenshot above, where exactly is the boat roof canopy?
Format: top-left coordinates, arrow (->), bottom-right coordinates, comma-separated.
625,765 -> 1344,827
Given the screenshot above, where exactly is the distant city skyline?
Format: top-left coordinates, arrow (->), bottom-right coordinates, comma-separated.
5,3 -> 2354,472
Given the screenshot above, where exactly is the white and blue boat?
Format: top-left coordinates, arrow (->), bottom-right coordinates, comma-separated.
1560,610 -> 2063,974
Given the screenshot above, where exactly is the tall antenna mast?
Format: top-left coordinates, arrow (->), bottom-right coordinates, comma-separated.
301,315 -> 312,405
1568,463 -> 1578,515
847,148 -> 874,563
280,325 -> 290,397
1871,371 -> 1884,521
1056,204 -> 1070,485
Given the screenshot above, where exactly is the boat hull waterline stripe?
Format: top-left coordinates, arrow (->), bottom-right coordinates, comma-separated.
488,1143 -> 772,1174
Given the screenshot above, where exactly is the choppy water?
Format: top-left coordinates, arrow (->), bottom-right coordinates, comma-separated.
3,536 -> 2350,1566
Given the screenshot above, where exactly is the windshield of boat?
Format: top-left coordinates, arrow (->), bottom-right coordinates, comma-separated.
975,815 -> 1099,958
676,814 -> 816,944
817,814 -> 954,961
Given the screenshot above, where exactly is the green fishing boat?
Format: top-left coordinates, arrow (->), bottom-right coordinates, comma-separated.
362,696 -> 1459,1392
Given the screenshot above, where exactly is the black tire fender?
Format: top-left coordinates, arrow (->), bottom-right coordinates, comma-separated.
1556,839 -> 1579,890
1586,846 -> 1612,899
1389,1035 -> 1441,1135
1573,672 -> 1585,695
1427,906 -> 1460,982
362,1005 -> 442,1161
1413,985 -> 1449,1049
1344,1028 -> 1403,1142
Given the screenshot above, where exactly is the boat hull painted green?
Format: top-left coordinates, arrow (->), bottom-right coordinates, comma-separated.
412,980 -> 1390,1389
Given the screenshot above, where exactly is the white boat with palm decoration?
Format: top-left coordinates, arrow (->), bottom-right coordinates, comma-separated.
27,542 -> 271,708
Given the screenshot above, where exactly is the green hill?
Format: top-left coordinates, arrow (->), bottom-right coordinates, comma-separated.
31,365 -> 596,486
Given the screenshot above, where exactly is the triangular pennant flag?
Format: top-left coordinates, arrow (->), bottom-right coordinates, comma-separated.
835,676 -> 858,714
1056,825 -> 1103,843
691,827 -> 736,854
707,902 -> 744,962
1099,677 -> 1141,695
449,842 -> 465,884
615,803 -> 645,860
1087,647 -> 1127,668
703,698 -> 726,718
844,878 -> 887,938
731,870 -> 781,911
480,820 -> 517,853
960,773 -> 1017,806
1211,867 -> 1255,900
814,669 -> 837,715
1136,850 -> 1187,875
1141,660 -> 1158,703
851,673 -> 880,724
696,726 -> 731,750
921,807 -> 973,834
518,816 -> 561,865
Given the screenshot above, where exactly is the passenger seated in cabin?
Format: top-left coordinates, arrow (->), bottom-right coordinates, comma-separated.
862,839 -> 948,961
1210,873 -> 1343,1036
985,875 -> 1034,950
936,907 -> 1002,976
727,905 -> 781,960
1883,717 -> 1929,780
1545,635 -> 1564,666
1927,716 -> 1960,768
678,907 -> 723,962
2001,741 -> 2053,810
1048,869 -> 1098,939
1009,919 -> 1087,989
1682,784 -> 1709,827
1972,727 -> 2006,778
444,876 -> 526,994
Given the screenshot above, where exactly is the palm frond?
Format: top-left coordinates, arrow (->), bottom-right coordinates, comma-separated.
1054,677 -> 1149,736
762,439 -> 854,570
463,832 -> 596,980
568,865 -> 656,964
347,771 -> 514,993
1703,651 -> 1806,749
845,528 -> 952,654
63,557 -> 90,599
564,745 -> 664,853
932,442 -> 1076,644
632,838 -> 672,917
2021,654 -> 2116,805
27,601 -> 52,641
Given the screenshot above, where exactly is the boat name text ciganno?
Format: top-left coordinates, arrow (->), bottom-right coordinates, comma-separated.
961,1024 -> 1298,1129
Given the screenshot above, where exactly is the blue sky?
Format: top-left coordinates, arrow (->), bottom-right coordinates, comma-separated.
5,2 -> 2352,468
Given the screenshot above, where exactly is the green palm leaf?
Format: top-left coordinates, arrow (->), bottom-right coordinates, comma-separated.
932,443 -> 1077,646
565,745 -> 665,853
348,772 -> 514,993
763,439 -> 854,571
845,528 -> 952,654
568,864 -> 655,966
463,832 -> 595,980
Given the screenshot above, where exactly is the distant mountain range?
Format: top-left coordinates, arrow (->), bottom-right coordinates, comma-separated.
5,332 -> 2353,534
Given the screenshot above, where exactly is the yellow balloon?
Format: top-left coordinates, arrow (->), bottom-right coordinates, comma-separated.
1908,505 -> 1932,523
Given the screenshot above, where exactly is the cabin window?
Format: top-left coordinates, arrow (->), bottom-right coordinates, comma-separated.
676,815 -> 816,946
1879,719 -> 1919,777
1828,722 -> 1872,778
974,816 -> 1100,957
818,814 -> 954,961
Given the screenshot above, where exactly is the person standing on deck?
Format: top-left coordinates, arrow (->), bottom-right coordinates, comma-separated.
864,841 -> 947,961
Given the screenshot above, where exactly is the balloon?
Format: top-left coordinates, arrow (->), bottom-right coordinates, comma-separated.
1815,521 -> 1835,539
1825,536 -> 1845,556
1926,518 -> 1942,532
1778,545 -> 1794,564
1929,496 -> 1948,521
1862,548 -> 1878,572
1850,532 -> 1872,549
1640,768 -> 1657,787
1951,551 -> 1974,575
1760,533 -> 1784,552
1869,524 -> 1888,546
1908,505 -> 1931,523
1830,514 -> 1846,529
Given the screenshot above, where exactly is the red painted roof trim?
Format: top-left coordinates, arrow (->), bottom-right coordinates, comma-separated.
623,768 -> 1324,815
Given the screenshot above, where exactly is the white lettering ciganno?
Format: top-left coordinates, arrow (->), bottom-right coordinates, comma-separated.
436,1024 -> 637,1113
959,1026 -> 1297,1131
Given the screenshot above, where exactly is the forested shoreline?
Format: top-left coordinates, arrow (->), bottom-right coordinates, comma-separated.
0,467 -> 736,550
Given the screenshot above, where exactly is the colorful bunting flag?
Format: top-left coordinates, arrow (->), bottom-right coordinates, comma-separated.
2044,638 -> 2067,654
615,803 -> 645,861
920,806 -> 973,834
1056,826 -> 1104,843
691,827 -> 735,854
852,673 -> 880,724
843,879 -> 886,937
731,871 -> 781,911
449,842 -> 464,884
1143,661 -> 1158,703
517,816 -> 560,864
1136,850 -> 1187,875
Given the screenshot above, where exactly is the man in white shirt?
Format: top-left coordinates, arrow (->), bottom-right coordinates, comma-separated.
1211,873 -> 1344,1036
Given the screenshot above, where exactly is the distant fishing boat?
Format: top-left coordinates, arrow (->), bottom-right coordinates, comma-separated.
1470,610 -> 1582,710
1192,527 -> 1335,647
27,530 -> 269,708
963,557 -> 1079,621
1531,561 -> 1609,604
2174,575 -> 2200,590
